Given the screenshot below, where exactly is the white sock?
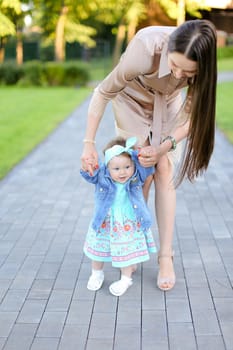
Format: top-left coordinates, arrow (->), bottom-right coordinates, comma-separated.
92,269 -> 104,276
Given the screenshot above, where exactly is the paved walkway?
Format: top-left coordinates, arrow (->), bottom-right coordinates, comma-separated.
0,75 -> 233,350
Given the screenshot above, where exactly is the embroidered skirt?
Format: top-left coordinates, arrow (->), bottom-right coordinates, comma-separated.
83,182 -> 156,268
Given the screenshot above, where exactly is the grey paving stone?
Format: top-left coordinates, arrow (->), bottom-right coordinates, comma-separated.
58,325 -> 88,350
214,298 -> 233,323
192,309 -> 222,335
94,291 -> 118,313
66,299 -> 94,325
142,310 -> 168,344
114,325 -> 141,350
0,280 -> 12,303
28,279 -> 55,300
0,338 -> 7,350
17,299 -> 47,324
168,323 -> 197,350
3,323 -> 37,350
196,335 -> 226,350
220,322 -> 233,350
0,262 -> 21,280
46,289 -> 73,312
30,337 -> 60,350
166,298 -> 192,323
88,312 -> 116,339
36,311 -> 67,337
85,338 -> 114,350
0,312 -> 18,337
0,289 -> 28,312
0,223 -> 11,236
188,286 -> 214,310
36,262 -> 60,280
207,277 -> 233,298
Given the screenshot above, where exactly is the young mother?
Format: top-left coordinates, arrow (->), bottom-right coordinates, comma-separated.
81,20 -> 217,291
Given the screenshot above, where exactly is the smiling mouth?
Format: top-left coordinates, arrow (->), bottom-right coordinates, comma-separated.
119,177 -> 127,182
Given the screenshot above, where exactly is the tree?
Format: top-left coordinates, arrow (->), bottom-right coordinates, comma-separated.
156,0 -> 210,25
0,0 -> 31,64
32,0 -> 97,61
86,0 -> 146,67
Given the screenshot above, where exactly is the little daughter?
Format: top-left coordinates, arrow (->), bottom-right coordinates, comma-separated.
80,136 -> 156,296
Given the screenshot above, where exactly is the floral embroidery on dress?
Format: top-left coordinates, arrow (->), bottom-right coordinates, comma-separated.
84,182 -> 156,267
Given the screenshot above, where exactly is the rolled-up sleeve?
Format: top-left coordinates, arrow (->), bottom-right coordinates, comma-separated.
88,36 -> 155,119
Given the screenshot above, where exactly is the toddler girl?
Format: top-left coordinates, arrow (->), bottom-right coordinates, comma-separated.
80,136 -> 156,296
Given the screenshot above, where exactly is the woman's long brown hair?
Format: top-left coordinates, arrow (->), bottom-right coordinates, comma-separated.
168,20 -> 217,184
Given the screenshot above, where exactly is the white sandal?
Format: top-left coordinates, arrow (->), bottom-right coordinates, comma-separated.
109,275 -> 133,296
87,270 -> 104,291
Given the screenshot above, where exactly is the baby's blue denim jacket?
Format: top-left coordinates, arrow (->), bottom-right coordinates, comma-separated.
80,150 -> 155,230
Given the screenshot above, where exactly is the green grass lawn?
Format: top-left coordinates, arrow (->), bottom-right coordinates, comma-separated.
217,57 -> 233,71
216,81 -> 233,143
0,86 -> 91,179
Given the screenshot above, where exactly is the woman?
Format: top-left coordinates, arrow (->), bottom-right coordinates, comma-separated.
81,19 -> 217,291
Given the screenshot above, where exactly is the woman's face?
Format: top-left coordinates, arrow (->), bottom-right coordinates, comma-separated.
168,52 -> 198,79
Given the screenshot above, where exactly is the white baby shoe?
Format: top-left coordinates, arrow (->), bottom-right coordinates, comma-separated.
109,275 -> 133,296
87,270 -> 104,291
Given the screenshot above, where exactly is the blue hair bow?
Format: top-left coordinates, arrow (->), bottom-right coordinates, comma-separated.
105,137 -> 137,165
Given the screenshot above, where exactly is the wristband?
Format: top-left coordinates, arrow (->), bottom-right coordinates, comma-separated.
162,135 -> 177,151
83,139 -> 96,144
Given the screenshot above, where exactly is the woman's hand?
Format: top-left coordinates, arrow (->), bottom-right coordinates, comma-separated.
81,143 -> 99,176
138,145 -> 161,167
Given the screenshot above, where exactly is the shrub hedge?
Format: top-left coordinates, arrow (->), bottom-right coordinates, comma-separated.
0,61 -> 90,86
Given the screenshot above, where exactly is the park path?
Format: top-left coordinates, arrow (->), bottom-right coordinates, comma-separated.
0,72 -> 232,350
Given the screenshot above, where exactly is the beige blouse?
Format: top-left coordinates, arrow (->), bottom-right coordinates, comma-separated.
88,25 -> 189,148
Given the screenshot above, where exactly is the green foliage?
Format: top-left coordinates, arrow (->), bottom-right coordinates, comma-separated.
18,61 -> 45,86
32,1 -> 97,49
91,0 -> 146,25
0,0 -> 30,37
65,21 -> 96,47
0,61 -> 90,86
0,11 -> 15,36
1,0 -> 21,14
43,62 -> 65,86
0,61 -> 23,84
43,62 -> 90,86
63,62 -> 90,86
156,0 -> 209,21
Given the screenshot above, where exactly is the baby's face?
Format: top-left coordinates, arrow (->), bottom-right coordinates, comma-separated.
108,154 -> 135,183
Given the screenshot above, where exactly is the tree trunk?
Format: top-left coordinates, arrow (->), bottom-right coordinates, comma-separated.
55,6 -> 68,62
177,0 -> 186,26
0,38 -> 5,63
16,32 -> 23,65
112,22 -> 126,68
127,20 -> 137,44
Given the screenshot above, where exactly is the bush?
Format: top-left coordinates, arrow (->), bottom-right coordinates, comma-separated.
43,62 -> 65,86
0,60 -> 90,86
0,62 -> 23,85
63,63 -> 90,86
18,61 -> 45,86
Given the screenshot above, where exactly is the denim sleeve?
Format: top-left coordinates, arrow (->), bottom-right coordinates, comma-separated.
132,150 -> 155,183
80,168 -> 99,184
